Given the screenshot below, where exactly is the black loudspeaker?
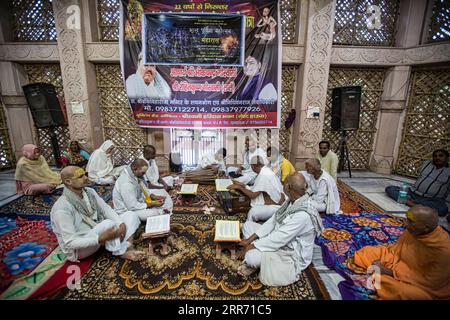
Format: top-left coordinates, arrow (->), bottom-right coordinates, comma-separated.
331,86 -> 361,131
22,83 -> 67,128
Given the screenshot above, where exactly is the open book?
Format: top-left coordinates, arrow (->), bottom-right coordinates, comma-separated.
214,220 -> 241,242
177,183 -> 198,195
142,214 -> 170,238
215,179 -> 233,192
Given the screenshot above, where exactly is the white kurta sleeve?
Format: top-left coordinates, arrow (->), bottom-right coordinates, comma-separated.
310,180 -> 327,212
121,182 -> 147,211
92,191 -> 123,224
52,209 -> 99,250
254,213 -> 276,239
253,213 -> 310,252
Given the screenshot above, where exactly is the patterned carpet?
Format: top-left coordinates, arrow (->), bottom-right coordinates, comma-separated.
0,217 -> 58,293
171,184 -> 226,215
0,178 -> 409,300
0,185 -> 112,220
315,181 -> 406,300
58,214 -> 330,300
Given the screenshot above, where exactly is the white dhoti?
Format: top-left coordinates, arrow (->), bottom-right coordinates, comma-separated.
242,221 -> 263,268
247,205 -> 280,222
127,208 -> 164,222
77,211 -> 140,259
149,188 -> 173,213
92,165 -> 126,185
151,176 -> 174,188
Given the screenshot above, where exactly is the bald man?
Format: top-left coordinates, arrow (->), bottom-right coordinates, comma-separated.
228,156 -> 284,222
352,205 -> 450,299
300,158 -> 340,214
226,136 -> 268,185
237,173 -> 323,286
50,166 -> 144,262
113,159 -> 172,221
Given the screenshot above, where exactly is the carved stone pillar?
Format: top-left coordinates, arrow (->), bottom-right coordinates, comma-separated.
396,0 -> 428,47
290,0 -> 336,169
370,66 -> 411,174
0,62 -> 38,160
52,0 -> 103,149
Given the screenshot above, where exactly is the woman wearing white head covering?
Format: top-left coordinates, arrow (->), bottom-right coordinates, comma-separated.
86,140 -> 125,185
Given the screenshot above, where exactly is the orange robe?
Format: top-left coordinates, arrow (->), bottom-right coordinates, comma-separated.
353,226 -> 450,300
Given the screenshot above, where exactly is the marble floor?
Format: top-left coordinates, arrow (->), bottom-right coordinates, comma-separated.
338,171 -> 450,230
0,169 -> 447,300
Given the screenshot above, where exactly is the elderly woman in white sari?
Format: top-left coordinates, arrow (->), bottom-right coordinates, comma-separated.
86,140 -> 125,185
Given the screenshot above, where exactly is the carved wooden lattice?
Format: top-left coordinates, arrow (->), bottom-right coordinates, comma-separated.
322,68 -> 385,169
97,0 -> 120,41
95,64 -> 146,165
10,0 -> 57,41
281,0 -> 297,44
34,126 -> 71,165
427,0 -> 450,43
23,64 -> 70,165
236,66 -> 297,159
395,69 -> 450,177
333,0 -> 400,46
0,104 -> 15,169
280,65 -> 297,157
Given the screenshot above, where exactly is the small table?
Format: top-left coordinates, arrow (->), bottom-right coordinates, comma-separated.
142,233 -> 172,256
215,242 -> 239,260
180,194 -> 196,206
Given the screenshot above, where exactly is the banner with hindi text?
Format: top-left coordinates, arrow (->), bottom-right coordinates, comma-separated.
120,0 -> 281,128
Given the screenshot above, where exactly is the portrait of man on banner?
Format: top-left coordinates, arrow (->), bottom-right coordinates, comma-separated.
125,53 -> 172,99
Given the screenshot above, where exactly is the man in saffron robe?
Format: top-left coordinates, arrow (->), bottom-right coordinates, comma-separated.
352,205 -> 450,300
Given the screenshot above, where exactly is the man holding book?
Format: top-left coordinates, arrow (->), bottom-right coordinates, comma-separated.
228,156 -> 284,222
237,173 -> 323,287
113,159 -> 172,221
50,166 -> 145,262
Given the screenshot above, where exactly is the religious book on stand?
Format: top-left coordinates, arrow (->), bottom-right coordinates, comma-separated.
215,178 -> 233,192
177,183 -> 199,195
214,220 -> 241,242
142,214 -> 171,238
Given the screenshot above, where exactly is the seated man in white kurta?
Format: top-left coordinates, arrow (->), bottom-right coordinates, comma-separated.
300,158 -> 340,214
228,156 -> 284,222
197,148 -> 227,174
51,166 -> 144,262
237,173 -> 323,286
113,159 -> 172,222
139,145 -> 173,211
227,136 -> 268,185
